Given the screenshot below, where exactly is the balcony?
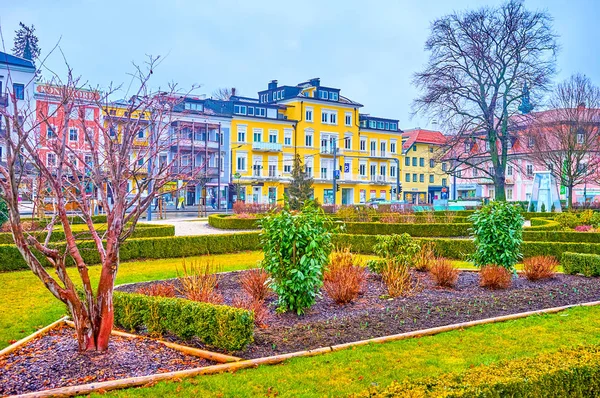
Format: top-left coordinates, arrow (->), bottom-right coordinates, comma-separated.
170,165 -> 220,177
252,142 -> 282,152
0,94 -> 7,107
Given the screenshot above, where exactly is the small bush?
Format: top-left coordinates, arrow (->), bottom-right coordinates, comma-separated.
430,257 -> 459,288
380,213 -> 400,223
177,259 -> 223,304
373,233 -> 420,268
555,212 -> 580,229
136,283 -> 176,298
562,251 -> 600,276
580,209 -> 595,225
336,206 -> 358,221
590,212 -> 600,228
423,211 -> 436,223
232,295 -> 269,327
323,247 -> 366,304
523,256 -> 558,281
480,265 -> 512,289
240,268 -> 271,301
414,241 -> 436,272
381,259 -> 413,297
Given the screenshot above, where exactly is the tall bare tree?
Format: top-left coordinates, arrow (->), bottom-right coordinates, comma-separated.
526,74 -> 600,209
212,87 -> 236,100
413,0 -> 558,200
0,57 -> 203,351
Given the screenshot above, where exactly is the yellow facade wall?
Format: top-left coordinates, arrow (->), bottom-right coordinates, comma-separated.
401,142 -> 448,204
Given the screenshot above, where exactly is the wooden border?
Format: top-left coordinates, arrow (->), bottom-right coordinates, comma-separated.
14,300 -> 600,398
0,317 -> 68,357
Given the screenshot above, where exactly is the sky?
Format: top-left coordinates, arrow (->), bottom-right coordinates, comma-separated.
2,0 -> 600,130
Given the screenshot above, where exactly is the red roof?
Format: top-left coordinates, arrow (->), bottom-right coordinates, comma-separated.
401,129 -> 446,151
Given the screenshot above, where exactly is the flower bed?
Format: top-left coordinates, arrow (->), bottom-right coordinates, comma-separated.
117,268 -> 600,359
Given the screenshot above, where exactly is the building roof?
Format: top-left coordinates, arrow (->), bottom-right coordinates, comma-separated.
0,51 -> 35,70
401,129 -> 446,151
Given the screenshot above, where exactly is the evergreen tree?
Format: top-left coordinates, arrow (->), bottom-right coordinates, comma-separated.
287,154 -> 313,210
12,22 -> 41,62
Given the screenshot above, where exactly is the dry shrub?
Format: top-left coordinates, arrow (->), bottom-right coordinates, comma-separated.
177,259 -> 223,304
400,214 -> 416,223
380,213 -> 400,223
240,268 -> 271,301
424,211 -> 436,223
430,258 -> 459,288
523,256 -> 558,281
136,283 -> 176,298
414,241 -> 436,271
232,295 -> 269,327
480,265 -> 512,289
236,213 -> 257,219
444,211 -> 456,223
381,259 -> 413,297
323,247 -> 367,304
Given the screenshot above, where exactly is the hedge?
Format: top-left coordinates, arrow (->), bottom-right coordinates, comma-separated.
361,344 -> 600,397
208,214 -> 260,230
527,217 -> 561,230
0,232 -> 261,272
0,223 -> 175,245
342,222 -> 471,237
524,230 -> 600,243
562,252 -> 600,277
113,292 -> 254,351
36,215 -> 108,226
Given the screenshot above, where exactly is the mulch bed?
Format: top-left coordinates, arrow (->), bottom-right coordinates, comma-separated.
118,270 -> 600,359
0,325 -> 215,396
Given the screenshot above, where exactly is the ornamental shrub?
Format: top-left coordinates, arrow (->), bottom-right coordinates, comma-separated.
323,247 -> 366,304
259,204 -> 334,314
523,255 -> 558,281
554,212 -> 580,229
367,233 -> 420,274
480,265 -> 512,289
429,257 -> 459,288
469,202 -> 524,271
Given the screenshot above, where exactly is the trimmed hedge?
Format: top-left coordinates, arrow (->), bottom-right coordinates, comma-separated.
527,217 -> 561,231
113,292 -> 254,351
524,230 -> 600,243
0,232 -> 261,272
342,222 -> 471,237
362,344 -> 600,397
36,215 -> 108,226
562,252 -> 600,277
0,223 -> 175,245
208,214 -> 260,230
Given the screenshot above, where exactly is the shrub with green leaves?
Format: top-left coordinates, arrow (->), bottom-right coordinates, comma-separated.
259,205 -> 334,314
554,212 -> 581,229
367,233 -> 420,274
469,201 -> 524,271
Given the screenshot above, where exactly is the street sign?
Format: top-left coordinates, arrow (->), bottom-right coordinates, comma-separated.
334,170 -> 340,179
441,192 -> 448,199
344,163 -> 350,173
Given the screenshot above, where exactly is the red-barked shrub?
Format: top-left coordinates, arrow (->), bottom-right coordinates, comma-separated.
430,257 -> 459,288
323,247 -> 367,304
480,265 -> 512,289
135,283 -> 176,298
240,268 -> 271,301
523,256 -> 558,281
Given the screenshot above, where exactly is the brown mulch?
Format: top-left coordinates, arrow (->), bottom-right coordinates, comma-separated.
117,270 -> 600,359
0,325 -> 215,396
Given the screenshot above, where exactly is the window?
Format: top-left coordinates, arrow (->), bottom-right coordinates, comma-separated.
321,110 -> 337,125
577,130 -> 585,144
253,161 -> 262,177
85,108 -> 94,121
319,91 -> 328,99
305,160 -> 313,176
69,128 -> 78,141
268,164 -> 277,177
48,103 -> 58,115
369,120 -> 376,129
442,178 -> 447,186
305,132 -> 313,147
485,141 -> 490,151
370,140 -> 376,156
284,130 -> 292,146
137,157 -> 144,166
390,140 -> 397,154
528,136 -> 535,147
380,165 -> 386,176
526,164 -> 533,176
370,164 -> 377,178
419,158 -> 425,167
47,153 -> 56,167
359,163 -> 367,177
442,162 -> 447,172
360,137 -> 366,151
253,129 -> 262,142
184,102 -> 203,112
507,165 -> 513,176
412,157 -> 417,167
345,112 -> 352,126
412,145 -> 417,152
377,121 -> 384,129
405,173 -> 410,182
255,108 -> 266,117
344,136 -> 351,150
283,156 -> 292,173
47,126 -> 56,139
13,83 -> 24,100
430,159 -> 435,168
380,142 -> 386,156
390,123 -> 397,131
233,105 -> 247,115
109,126 -> 117,137
429,175 -> 434,183
412,173 -> 417,182
137,129 -> 145,139
390,165 -> 396,178
420,174 -> 425,183
84,155 -> 92,167
247,107 -> 254,116
465,142 -> 472,152
237,126 -> 246,142
305,107 -> 313,122
507,188 -> 513,200
405,157 -> 410,166
329,92 -> 339,101
269,130 -> 278,143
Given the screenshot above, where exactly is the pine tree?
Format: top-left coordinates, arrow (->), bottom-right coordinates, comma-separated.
12,22 -> 41,62
287,154 -> 313,210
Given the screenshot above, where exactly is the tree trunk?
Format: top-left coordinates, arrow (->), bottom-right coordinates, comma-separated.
94,255 -> 119,351
568,185 -> 574,210
494,176 -> 507,201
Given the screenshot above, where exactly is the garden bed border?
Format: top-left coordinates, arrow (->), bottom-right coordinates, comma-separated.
11,300 -> 600,398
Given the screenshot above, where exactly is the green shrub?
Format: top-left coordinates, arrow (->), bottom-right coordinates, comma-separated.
527,217 -> 561,230
342,222 -> 470,237
469,202 -> 524,271
260,205 -> 334,314
562,252 -> 600,277
523,231 -> 600,243
580,209 -> 595,225
540,202 -> 546,212
208,214 -> 260,230
113,292 -> 254,351
367,234 -> 420,273
361,344 -> 600,397
591,212 -> 600,228
555,212 -> 581,229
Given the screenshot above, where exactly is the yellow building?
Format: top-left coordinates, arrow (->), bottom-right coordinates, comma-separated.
230,78 -> 403,205
400,129 -> 449,204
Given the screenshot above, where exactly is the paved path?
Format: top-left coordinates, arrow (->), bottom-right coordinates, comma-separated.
143,217 -> 256,236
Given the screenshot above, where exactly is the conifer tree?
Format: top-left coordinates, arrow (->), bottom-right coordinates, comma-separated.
12,22 -> 41,63
287,154 -> 313,210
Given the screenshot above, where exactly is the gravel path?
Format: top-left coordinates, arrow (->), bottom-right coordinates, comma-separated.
143,218 -> 256,236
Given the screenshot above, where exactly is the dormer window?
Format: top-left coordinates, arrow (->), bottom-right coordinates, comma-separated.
319,91 -> 328,99
234,105 -> 247,115
329,92 -> 338,101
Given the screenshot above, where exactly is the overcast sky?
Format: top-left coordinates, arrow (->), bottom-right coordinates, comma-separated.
2,0 -> 599,130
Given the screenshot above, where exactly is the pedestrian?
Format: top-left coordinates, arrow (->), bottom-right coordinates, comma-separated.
210,194 -> 216,210
178,196 -> 185,210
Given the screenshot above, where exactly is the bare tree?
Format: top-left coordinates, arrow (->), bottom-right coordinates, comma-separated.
413,0 -> 558,200
212,87 -> 236,100
0,57 -> 204,351
526,74 -> 600,209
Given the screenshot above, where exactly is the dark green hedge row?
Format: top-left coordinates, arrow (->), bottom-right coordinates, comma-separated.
432,210 -> 557,221
208,214 -> 260,230
342,222 -> 471,237
36,215 -> 108,226
333,215 -> 471,224
113,292 -> 254,351
526,217 -> 562,231
524,230 -> 600,243
0,223 -> 175,245
0,232 -> 261,272
562,252 -> 600,277
361,344 -> 600,397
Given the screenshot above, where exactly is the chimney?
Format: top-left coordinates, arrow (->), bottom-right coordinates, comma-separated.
268,80 -> 278,90
578,102 -> 586,111
231,87 -> 236,97
309,78 -> 320,87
